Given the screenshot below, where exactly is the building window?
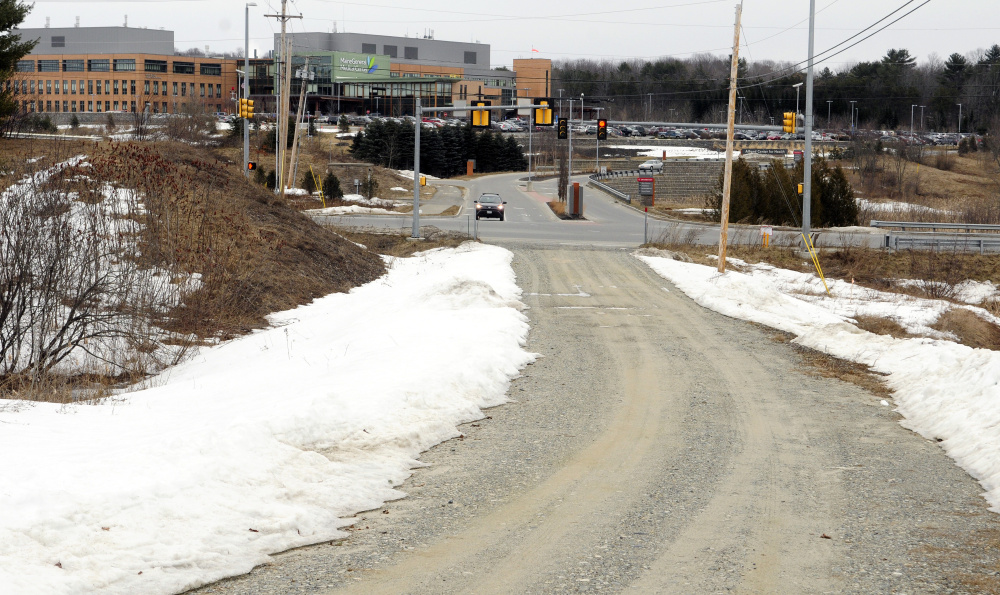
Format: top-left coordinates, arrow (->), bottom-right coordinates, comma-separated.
206,83 -> 213,98
464,52 -> 477,65
96,80 -> 102,94
87,80 -> 93,94
144,80 -> 150,94
199,83 -> 205,97
88,59 -> 110,72
144,59 -> 167,73
54,81 -> 59,95
361,43 -> 376,54
113,80 -> 119,94
71,101 -> 76,112
152,81 -> 158,94
51,36 -> 65,48
173,82 -> 178,95
16,60 -> 33,72
113,59 -> 136,72
71,80 -> 76,93
173,61 -> 195,75
38,60 -> 59,72
62,81 -> 68,94
62,101 -> 68,112
200,63 -> 221,76
87,101 -> 93,112
216,84 -> 221,97
63,59 -> 84,72
46,100 -> 52,112
404,47 -> 418,60
383,45 -> 397,58
45,80 -> 51,94
130,80 -> 135,95
181,82 -> 186,97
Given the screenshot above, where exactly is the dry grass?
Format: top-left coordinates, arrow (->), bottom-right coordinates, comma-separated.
333,227 -> 472,258
853,315 -> 916,339
915,528 -> 1000,593
547,200 -> 567,217
932,309 -> 1000,350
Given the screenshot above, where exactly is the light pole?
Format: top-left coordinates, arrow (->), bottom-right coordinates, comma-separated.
567,99 -> 574,179
910,104 -> 917,138
849,100 -> 857,132
958,103 -> 962,134
826,100 -> 832,128
647,93 -> 652,121
793,82 -> 803,118
580,93 -> 584,121
243,2 -> 256,178
524,87 -> 532,189
919,105 -> 926,132
558,88 -> 563,119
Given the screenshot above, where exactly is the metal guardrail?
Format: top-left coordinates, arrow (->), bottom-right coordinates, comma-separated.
871,220 -> 1000,233
588,175 -> 631,203
884,232 -> 1000,254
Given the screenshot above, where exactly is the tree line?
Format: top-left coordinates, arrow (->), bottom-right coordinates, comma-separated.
349,120 -> 526,178
551,45 -> 1000,134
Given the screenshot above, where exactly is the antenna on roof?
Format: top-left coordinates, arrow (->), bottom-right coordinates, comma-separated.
124,14 -> 128,27
75,16 -> 80,28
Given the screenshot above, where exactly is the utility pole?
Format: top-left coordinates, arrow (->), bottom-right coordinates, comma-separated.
567,99 -> 574,179
265,1 -> 302,197
717,2 -> 742,274
802,0 -> 817,240
287,58 -> 310,192
412,97 -> 421,239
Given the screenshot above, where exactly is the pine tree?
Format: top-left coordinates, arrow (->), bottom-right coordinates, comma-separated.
322,171 -> 343,199
0,1 -> 37,123
302,170 -> 316,194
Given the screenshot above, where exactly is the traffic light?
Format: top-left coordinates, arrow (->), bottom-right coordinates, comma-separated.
239,98 -> 255,119
247,161 -> 257,172
557,117 -> 568,139
782,111 -> 796,133
533,98 -> 554,126
471,101 -> 491,128
597,119 -> 607,141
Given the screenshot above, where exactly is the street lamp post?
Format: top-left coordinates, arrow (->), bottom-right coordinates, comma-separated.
958,103 -> 962,134
567,99 -> 574,179
243,2 -> 256,178
558,88 -> 564,119
920,105 -> 926,132
826,100 -> 832,128
647,93 -> 652,121
793,82 -> 803,118
849,100 -> 857,132
910,104 -> 917,138
525,87 -> 532,189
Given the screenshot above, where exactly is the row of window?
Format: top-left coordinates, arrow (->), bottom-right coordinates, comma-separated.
6,79 -> 224,98
16,59 -> 223,76
356,44 -> 476,65
20,100 -> 225,114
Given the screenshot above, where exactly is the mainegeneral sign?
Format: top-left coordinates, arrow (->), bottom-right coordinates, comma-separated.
333,52 -> 390,80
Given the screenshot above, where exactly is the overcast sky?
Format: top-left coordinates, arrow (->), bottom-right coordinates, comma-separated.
19,0 -> 1000,69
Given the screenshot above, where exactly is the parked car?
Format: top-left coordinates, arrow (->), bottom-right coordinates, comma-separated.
475,193 -> 507,221
638,159 -> 664,173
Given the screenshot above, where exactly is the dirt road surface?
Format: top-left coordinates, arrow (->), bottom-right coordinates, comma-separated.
195,246 -> 1000,595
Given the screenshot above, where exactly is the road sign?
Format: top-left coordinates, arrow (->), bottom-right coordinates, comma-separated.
637,177 -> 655,196
740,148 -> 787,155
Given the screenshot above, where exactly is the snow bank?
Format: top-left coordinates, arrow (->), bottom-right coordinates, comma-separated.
0,244 -> 534,595
637,253 -> 1000,513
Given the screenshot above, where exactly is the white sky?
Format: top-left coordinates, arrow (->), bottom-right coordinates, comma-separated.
19,0 -> 1000,69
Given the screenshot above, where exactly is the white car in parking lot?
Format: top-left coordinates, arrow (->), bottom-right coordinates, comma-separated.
638,160 -> 664,173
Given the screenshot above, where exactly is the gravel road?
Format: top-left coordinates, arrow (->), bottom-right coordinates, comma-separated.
193,246 -> 1000,595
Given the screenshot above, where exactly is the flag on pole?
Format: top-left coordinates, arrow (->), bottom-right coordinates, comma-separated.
531,47 -> 539,53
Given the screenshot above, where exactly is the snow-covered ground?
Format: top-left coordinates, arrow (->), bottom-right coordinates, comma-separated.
305,193 -> 407,216
637,250 -> 1000,516
0,244 -> 534,595
609,145 -> 724,160
857,197 -> 952,216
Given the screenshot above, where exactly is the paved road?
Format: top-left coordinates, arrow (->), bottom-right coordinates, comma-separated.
314,173 -> 895,251
194,247 -> 1000,595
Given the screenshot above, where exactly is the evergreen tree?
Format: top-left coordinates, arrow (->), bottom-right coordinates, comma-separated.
253,165 -> 267,186
69,113 -> 80,129
338,114 -> 349,133
322,171 -> 343,199
0,0 -> 37,125
302,170 -> 316,194
265,170 -> 276,190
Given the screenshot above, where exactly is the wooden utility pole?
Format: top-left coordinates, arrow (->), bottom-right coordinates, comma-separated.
265,1 -> 301,197
717,2 -> 743,273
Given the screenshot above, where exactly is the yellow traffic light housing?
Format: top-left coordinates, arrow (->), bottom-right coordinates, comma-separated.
597,119 -> 607,140
471,101 -> 491,128
557,117 -> 568,140
533,98 -> 554,126
782,111 -> 796,133
239,98 -> 255,119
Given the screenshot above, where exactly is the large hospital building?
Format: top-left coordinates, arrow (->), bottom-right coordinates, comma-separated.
9,25 -> 551,118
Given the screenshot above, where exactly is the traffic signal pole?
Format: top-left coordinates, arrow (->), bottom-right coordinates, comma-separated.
243,3 -> 250,178
802,0 -> 817,240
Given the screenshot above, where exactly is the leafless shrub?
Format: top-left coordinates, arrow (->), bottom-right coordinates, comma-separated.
933,151 -> 956,171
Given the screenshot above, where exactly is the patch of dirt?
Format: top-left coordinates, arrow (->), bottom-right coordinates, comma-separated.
770,329 -> 893,399
333,226 -> 472,258
853,315 -> 917,340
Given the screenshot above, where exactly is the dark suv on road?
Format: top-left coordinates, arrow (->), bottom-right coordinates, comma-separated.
475,193 -> 507,221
